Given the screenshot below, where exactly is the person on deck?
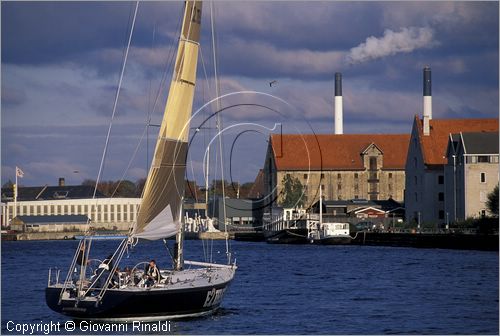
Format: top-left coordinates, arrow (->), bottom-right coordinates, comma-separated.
91,254 -> 114,289
144,260 -> 162,287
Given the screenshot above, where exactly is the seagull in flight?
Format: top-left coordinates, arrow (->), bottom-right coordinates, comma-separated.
269,80 -> 278,87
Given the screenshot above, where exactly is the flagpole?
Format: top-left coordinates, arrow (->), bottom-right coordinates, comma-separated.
14,169 -> 18,219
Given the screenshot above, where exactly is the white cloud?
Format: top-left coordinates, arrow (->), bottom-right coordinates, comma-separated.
347,27 -> 438,64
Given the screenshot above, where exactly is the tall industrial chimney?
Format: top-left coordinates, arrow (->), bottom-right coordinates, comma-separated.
423,66 -> 432,136
334,72 -> 343,135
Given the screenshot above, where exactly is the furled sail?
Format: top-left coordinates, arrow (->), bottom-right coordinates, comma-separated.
132,1 -> 202,240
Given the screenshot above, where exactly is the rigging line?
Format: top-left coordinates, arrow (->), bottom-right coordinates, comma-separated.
135,5 -> 183,220
137,2 -> 199,221
82,2 -> 139,238
146,22 -> 157,175
186,49 -> 213,206
109,124 -> 148,198
199,47 -> 214,207
93,0 -> 139,201
148,7 -> 183,125
210,1 -> 230,263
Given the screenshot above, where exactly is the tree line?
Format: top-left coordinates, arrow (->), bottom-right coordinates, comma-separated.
81,178 -> 256,200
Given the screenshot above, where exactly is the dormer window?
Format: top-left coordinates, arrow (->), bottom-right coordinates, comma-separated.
53,191 -> 69,199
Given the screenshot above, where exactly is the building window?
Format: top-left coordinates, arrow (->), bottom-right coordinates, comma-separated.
415,192 -> 418,202
354,184 -> 359,192
303,174 -> 308,179
414,176 -> 418,185
492,156 -> 499,163
321,184 -> 325,190
438,175 -> 444,184
337,184 -> 342,191
354,173 -> 359,179
480,172 -> 486,183
438,192 -> 444,201
337,173 -> 341,179
478,156 -> 489,163
438,210 -> 444,220
320,173 -> 325,179
388,173 -> 393,179
481,209 -> 487,217
369,157 -> 377,170
414,157 -> 417,168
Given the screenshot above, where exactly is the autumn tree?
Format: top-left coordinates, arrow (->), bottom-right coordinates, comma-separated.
280,174 -> 304,208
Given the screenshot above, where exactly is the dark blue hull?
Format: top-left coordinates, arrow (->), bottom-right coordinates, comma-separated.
45,282 -> 229,320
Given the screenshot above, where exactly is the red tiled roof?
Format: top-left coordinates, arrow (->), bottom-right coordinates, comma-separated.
270,134 -> 410,170
415,116 -> 499,165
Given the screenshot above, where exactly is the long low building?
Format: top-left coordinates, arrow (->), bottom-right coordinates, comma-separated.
2,197 -> 141,231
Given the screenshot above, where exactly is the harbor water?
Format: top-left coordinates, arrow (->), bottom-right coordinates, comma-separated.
2,240 -> 498,334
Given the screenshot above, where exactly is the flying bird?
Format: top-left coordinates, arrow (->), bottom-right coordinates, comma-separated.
269,80 -> 278,87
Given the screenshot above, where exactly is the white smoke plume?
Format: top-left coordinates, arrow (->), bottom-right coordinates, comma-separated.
347,27 -> 437,64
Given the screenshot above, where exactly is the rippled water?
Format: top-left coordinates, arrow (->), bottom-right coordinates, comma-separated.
2,240 -> 498,334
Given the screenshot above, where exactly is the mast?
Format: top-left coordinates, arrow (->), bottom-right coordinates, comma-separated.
175,199 -> 184,270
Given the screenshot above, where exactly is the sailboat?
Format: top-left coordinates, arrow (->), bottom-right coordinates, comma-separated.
46,1 -> 237,320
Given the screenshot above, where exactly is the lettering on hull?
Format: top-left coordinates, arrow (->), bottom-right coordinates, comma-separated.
203,288 -> 226,308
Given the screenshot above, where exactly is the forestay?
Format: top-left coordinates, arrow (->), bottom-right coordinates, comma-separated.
133,1 -> 202,240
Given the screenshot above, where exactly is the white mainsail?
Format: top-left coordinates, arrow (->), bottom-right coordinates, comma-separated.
133,1 -> 202,240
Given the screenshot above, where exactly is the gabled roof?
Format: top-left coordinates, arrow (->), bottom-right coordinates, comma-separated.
351,206 -> 386,214
361,143 -> 383,155
16,215 -> 89,224
270,134 -> 410,171
415,116 -> 498,166
461,132 -> 499,155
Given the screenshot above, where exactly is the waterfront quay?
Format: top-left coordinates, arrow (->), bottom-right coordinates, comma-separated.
350,231 -> 499,251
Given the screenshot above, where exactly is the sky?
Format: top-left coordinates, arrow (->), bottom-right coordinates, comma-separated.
2,1 -> 499,188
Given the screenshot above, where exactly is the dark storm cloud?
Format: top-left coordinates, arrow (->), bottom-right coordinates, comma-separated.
2,1 -> 498,186
1,1 -> 183,65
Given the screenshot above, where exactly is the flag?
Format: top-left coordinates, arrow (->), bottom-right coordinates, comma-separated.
16,166 -> 24,178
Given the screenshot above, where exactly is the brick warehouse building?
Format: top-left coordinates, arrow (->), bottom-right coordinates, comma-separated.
264,133 -> 410,209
